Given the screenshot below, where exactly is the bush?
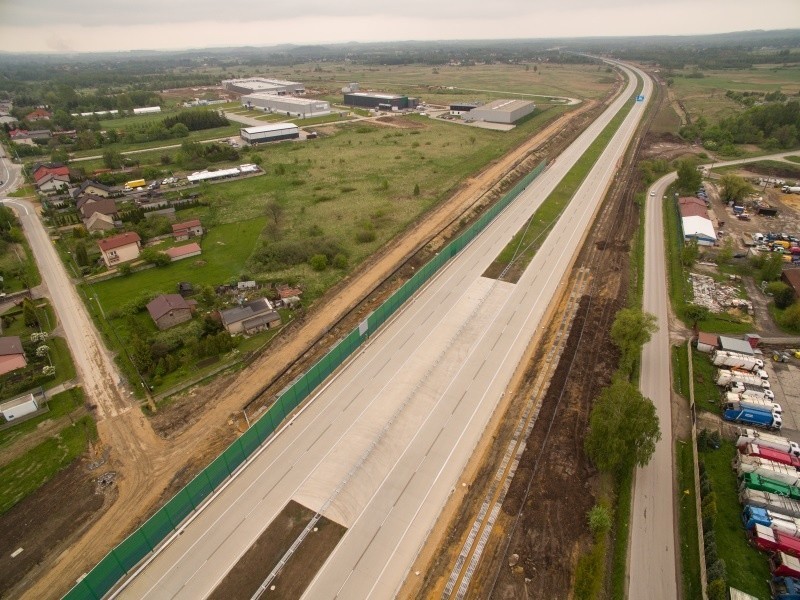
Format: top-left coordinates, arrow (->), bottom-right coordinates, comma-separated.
118,263 -> 132,276
707,558 -> 726,582
587,504 -> 613,537
309,254 -> 328,271
766,281 -> 796,309
707,579 -> 727,600
332,253 -> 348,269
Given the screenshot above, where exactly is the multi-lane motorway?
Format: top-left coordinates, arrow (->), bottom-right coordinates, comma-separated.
112,61 -> 651,600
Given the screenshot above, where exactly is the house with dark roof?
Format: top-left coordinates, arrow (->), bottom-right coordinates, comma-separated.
0,336 -> 27,377
172,219 -> 203,241
219,298 -> 281,335
146,294 -> 193,330
97,232 -> 141,267
72,180 -> 114,199
78,196 -> 118,221
85,212 -> 115,232
782,269 -> 800,299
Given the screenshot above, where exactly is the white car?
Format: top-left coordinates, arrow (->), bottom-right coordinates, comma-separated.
649,191 -> 655,196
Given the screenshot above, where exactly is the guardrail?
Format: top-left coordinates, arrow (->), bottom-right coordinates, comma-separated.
63,159 -> 547,600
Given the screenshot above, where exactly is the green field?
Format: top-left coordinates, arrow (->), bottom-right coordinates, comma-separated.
91,217 -> 266,309
700,441 -> 771,599
670,65 -> 800,124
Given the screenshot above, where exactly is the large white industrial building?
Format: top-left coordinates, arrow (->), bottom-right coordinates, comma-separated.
241,94 -> 330,118
465,99 -> 536,124
222,78 -> 305,96
240,123 -> 300,145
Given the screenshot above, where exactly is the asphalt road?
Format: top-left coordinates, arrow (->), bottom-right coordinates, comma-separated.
115,62 -> 650,600
0,189 -> 130,421
629,150 -> 800,599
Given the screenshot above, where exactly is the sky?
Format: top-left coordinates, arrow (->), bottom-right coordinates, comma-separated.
0,0 -> 798,54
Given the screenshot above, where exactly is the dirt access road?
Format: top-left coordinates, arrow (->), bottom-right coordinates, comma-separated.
9,99 -> 601,600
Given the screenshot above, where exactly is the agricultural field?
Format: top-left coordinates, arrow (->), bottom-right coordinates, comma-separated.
669,64 -> 800,124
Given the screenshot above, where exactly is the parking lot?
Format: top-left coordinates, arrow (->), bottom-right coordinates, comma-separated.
762,353 -> 800,438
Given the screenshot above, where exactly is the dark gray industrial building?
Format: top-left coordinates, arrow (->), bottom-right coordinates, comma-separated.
343,92 -> 418,110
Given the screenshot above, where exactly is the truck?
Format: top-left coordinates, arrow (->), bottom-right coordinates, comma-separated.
740,473 -> 800,501
741,443 -> 800,469
716,369 -> 770,388
782,185 -> 800,194
770,575 -> 800,600
772,552 -> 800,579
725,392 -> 782,414
735,455 -> 800,487
737,429 -> 800,457
731,382 -> 776,400
742,505 -> 800,538
723,401 -> 782,430
712,350 -> 764,371
740,488 -> 800,518
124,178 -> 146,190
749,523 -> 800,558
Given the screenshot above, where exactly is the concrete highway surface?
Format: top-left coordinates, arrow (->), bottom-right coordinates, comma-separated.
115,62 -> 650,600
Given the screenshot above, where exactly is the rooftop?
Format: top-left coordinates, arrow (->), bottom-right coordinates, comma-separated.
98,232 -> 141,252
220,297 -> 274,326
165,243 -> 201,259
346,92 -> 405,100
0,336 -> 23,356
475,99 -> 535,113
242,93 -> 327,106
0,394 -> 37,412
172,219 -> 202,232
147,294 -> 191,321
718,336 -> 755,355
242,123 -> 299,135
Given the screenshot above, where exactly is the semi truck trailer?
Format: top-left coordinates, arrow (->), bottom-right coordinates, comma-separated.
740,488 -> 800,518
737,429 -> 800,457
741,443 -> 800,469
724,401 -> 781,430
712,350 -> 764,371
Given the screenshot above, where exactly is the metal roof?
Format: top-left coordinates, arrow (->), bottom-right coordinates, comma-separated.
0,393 -> 37,412
241,123 -> 299,135
475,99 -> 535,113
0,336 -> 23,356
719,336 -> 755,355
681,216 -> 717,241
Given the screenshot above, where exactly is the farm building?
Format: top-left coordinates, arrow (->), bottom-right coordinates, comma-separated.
465,99 -> 535,124
343,92 -> 418,110
678,197 -> 717,246
172,219 -> 203,241
222,78 -> 305,96
240,123 -> 300,145
165,243 -> 202,262
146,294 -> 193,330
241,94 -> 330,118
0,394 -> 40,422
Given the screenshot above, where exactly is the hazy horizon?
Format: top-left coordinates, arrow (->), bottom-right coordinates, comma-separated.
1,0 -> 799,54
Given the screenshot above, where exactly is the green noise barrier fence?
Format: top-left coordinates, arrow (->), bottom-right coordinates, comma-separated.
64,159 -> 547,600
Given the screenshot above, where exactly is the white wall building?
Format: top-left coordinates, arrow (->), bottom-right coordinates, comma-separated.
240,123 -> 300,145
0,394 -> 40,421
465,99 -> 536,124
222,78 -> 305,95
241,94 -> 330,118
133,106 -> 162,115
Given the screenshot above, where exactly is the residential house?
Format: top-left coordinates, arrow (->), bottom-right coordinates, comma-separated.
36,173 -> 70,195
172,219 -> 203,241
97,232 -> 141,268
219,298 -> 281,334
26,108 -> 52,121
85,212 -> 115,232
72,180 -> 114,199
146,294 -> 193,330
165,243 -> 201,262
78,196 -> 118,221
0,336 -> 27,377
32,163 -> 69,183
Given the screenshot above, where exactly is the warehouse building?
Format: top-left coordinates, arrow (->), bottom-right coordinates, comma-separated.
343,92 -> 418,110
450,103 -> 479,116
240,123 -> 300,145
678,196 -> 717,246
465,99 -> 536,124
241,94 -> 330,118
222,77 -> 305,96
